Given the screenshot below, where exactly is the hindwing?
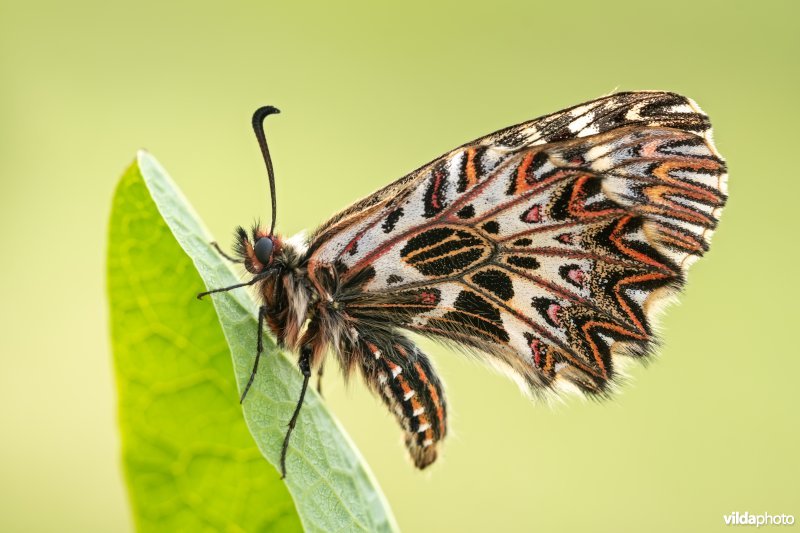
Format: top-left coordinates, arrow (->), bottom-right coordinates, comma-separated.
308,91 -> 727,395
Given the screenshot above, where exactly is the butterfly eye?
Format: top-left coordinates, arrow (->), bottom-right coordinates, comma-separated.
254,237 -> 274,265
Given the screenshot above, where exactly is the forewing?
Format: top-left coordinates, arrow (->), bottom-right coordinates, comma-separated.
311,92 -> 727,395
308,91 -> 710,256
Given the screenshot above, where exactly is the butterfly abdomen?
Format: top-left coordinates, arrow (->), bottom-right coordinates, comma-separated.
352,333 -> 447,469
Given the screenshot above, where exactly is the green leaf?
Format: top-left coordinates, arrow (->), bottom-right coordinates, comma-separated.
108,152 -> 398,532
108,161 -> 302,532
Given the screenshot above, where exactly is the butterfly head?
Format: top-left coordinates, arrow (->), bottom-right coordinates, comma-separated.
197,106 -> 286,301
235,224 -> 282,275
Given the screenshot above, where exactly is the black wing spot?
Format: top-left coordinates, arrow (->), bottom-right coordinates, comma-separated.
401,227 -> 455,254
382,207 -> 405,233
431,290 -> 509,342
413,249 -> 483,276
482,220 -> 500,234
506,256 -> 540,270
401,227 -> 489,277
454,290 -> 501,322
471,269 -> 514,301
457,204 -> 475,219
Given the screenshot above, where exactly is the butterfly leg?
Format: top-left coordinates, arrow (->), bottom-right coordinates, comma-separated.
316,361 -> 324,397
240,305 -> 268,403
196,270 -> 270,299
280,345 -> 312,478
210,241 -> 243,263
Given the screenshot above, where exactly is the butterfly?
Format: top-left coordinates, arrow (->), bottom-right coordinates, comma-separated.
199,92 -> 728,477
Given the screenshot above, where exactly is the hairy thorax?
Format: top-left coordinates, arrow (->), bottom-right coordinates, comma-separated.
261,241 -> 355,371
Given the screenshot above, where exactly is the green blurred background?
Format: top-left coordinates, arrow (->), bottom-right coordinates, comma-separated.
2,0 -> 798,531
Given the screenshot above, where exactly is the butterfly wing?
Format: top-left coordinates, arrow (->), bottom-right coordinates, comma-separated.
309,91 -> 727,396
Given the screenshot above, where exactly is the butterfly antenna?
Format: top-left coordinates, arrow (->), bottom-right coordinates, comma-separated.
252,106 -> 280,236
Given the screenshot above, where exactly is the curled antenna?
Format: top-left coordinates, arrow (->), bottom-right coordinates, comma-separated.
252,106 -> 281,235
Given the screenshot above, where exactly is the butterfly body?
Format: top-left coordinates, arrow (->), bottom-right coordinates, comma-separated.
205,91 -> 727,474
233,226 -> 448,468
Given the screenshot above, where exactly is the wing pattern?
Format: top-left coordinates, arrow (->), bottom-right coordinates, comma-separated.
309,91 -> 727,395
